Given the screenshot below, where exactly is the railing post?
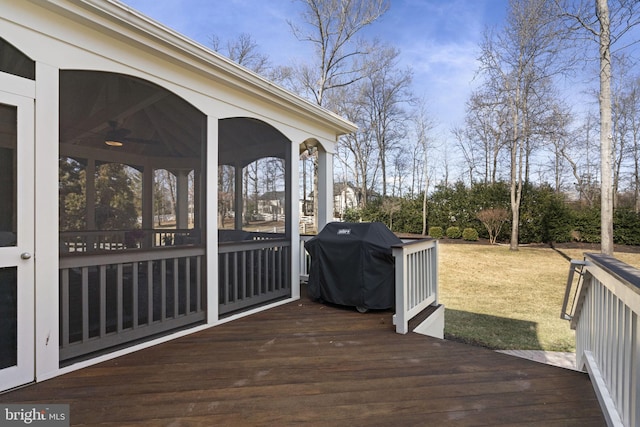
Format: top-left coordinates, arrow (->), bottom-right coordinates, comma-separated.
391,239 -> 440,335
393,245 -> 408,334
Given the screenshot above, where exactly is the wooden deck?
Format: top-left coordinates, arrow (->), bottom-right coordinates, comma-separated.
1,290 -> 605,426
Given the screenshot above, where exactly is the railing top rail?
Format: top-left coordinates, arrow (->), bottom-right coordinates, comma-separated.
60,246 -> 206,269
585,253 -> 640,296
391,238 -> 437,251
218,238 -> 290,253
60,228 -> 194,235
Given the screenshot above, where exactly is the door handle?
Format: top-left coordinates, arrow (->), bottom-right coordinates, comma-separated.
20,252 -> 32,260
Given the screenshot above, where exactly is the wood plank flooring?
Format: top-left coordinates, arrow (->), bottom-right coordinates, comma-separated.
1,292 -> 605,426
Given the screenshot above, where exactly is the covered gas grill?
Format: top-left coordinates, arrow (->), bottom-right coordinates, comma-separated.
304,222 -> 401,312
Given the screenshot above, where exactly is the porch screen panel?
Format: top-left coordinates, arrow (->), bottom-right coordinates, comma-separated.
58,70 -> 207,363
0,104 -> 16,247
0,267 -> 17,369
0,37 -> 35,80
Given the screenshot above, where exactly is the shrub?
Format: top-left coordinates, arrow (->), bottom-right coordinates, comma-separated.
614,209 -> 640,245
477,208 -> 510,244
462,228 -> 479,241
446,226 -> 462,239
572,206 -> 600,243
429,226 -> 443,239
519,184 -> 573,243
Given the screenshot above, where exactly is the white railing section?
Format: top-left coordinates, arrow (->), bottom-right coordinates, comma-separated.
298,235 -> 439,335
299,235 -> 313,283
391,239 -> 439,334
59,247 -> 205,362
562,253 -> 640,427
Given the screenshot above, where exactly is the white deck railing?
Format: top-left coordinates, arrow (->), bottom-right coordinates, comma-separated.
562,253 -> 640,427
391,239 -> 439,334
299,235 -> 313,283
299,235 -> 439,335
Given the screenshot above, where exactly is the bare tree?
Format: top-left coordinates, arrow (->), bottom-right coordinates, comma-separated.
477,0 -> 567,251
413,103 -> 436,235
334,87 -> 380,207
286,0 -> 388,229
540,101 -> 573,193
381,197 -> 402,231
460,86 -> 511,186
360,45 -> 414,197
630,77 -> 640,212
597,0 -> 616,255
210,33 -> 271,75
288,0 -> 389,107
560,113 -> 600,207
559,0 -> 640,254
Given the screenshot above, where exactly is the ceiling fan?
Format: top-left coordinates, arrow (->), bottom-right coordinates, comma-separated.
104,121 -> 159,147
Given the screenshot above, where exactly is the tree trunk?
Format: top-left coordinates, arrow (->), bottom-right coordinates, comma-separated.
598,0 -> 614,255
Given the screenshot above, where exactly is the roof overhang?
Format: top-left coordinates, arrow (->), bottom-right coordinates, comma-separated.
30,0 -> 358,137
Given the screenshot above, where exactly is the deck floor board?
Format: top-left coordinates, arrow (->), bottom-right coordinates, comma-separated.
1,292 -> 605,426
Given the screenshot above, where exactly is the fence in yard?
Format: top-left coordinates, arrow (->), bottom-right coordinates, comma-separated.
562,253 -> 640,427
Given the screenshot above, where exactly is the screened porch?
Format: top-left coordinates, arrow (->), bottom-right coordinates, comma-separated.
58,71 -> 293,364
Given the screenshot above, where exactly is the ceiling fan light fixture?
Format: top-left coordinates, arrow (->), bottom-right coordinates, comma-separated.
105,128 -> 124,147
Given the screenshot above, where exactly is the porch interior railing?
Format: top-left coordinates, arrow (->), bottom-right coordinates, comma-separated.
218,232 -> 291,316
299,235 -> 439,334
60,229 -> 199,252
562,253 -> 640,427
59,246 -> 206,363
59,228 -> 293,362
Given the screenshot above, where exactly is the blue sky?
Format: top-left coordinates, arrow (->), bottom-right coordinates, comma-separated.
121,0 -> 508,133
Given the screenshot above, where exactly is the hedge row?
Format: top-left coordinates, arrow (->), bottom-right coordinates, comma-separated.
342,182 -> 640,245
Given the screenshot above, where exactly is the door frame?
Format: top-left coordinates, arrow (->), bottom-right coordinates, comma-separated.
0,76 -> 35,393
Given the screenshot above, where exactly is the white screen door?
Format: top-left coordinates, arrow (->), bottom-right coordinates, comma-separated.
0,89 -> 35,392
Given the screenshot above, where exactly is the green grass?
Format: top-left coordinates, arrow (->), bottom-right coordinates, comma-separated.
438,243 -> 640,352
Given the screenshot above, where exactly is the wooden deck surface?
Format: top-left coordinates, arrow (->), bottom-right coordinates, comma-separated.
1,291 -> 605,426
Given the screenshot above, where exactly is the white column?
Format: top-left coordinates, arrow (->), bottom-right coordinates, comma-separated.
316,147 -> 334,231
289,139 -> 300,299
34,62 -> 60,380
206,116 -> 219,324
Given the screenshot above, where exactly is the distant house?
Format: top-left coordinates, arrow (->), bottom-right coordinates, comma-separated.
334,182 -> 362,218
257,191 -> 286,221
0,0 -> 356,392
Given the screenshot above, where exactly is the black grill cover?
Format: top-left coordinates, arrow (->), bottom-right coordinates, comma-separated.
304,222 -> 401,310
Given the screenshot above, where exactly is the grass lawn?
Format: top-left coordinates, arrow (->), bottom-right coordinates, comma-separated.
438,242 -> 640,352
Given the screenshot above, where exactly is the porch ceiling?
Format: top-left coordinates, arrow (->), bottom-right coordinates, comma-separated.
218,117 -> 289,167
59,71 -> 204,161
59,71 -> 289,168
